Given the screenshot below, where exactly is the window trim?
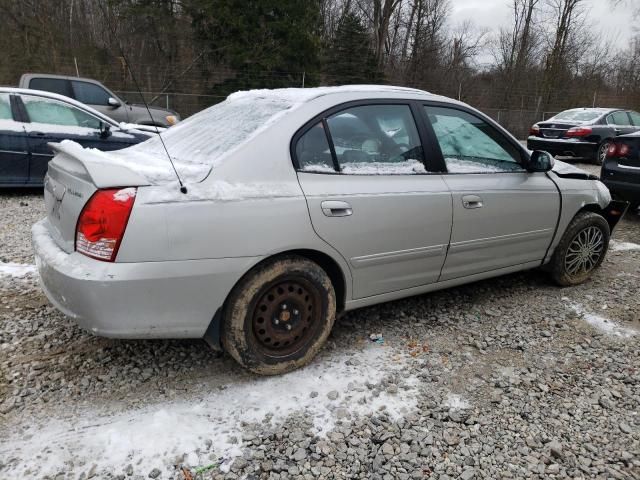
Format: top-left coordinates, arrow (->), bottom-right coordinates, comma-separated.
290,99 -> 441,175
420,101 -> 530,175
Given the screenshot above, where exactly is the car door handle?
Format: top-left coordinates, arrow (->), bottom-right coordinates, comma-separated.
29,131 -> 46,137
321,200 -> 353,217
462,195 -> 483,209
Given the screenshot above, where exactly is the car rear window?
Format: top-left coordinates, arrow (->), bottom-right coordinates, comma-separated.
552,110 -> 601,122
112,92 -> 298,182
28,78 -> 73,98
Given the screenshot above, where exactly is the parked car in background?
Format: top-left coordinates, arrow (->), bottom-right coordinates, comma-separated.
19,73 -> 180,127
602,133 -> 640,211
527,108 -> 640,165
0,87 -> 153,186
33,86 -> 627,376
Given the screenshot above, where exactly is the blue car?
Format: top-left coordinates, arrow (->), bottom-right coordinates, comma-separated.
0,87 -> 153,186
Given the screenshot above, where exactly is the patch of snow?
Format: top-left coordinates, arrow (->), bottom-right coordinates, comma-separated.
142,180 -> 301,204
341,159 -> 427,175
1,344 -> 420,477
0,262 -> 36,278
444,393 -> 470,411
112,187 -> 137,202
300,163 -> 337,174
610,241 -> 640,252
445,157 -> 522,174
564,300 -> 638,338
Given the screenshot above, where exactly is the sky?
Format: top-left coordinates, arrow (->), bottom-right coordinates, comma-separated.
450,0 -> 636,64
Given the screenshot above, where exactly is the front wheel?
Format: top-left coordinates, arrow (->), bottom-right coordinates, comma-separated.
549,212 -> 610,286
222,256 -> 336,375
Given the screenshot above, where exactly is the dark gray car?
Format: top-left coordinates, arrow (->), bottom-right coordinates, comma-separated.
19,73 -> 180,127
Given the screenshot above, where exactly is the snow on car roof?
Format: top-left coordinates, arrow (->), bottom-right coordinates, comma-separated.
226,85 -> 434,103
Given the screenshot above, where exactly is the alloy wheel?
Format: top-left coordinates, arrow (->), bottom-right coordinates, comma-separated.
564,226 -> 605,277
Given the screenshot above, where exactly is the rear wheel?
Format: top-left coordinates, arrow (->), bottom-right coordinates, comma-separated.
222,256 -> 336,375
594,140 -> 611,165
550,212 -> 610,286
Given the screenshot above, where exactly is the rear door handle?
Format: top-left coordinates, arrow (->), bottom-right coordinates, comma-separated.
462,195 -> 483,209
29,131 -> 46,137
321,200 -> 353,217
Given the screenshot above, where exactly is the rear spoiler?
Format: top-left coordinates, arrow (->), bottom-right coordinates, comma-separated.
49,141 -> 150,189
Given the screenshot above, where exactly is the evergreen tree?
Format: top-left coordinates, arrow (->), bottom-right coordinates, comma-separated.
326,12 -> 381,85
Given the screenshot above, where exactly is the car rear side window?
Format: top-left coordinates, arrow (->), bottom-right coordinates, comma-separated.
28,78 -> 73,98
21,95 -> 102,130
424,106 -> 524,174
296,104 -> 427,175
72,81 -> 111,106
296,122 -> 335,173
0,94 -> 12,120
607,111 -> 631,126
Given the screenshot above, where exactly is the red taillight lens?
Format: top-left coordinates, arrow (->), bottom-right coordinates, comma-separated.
530,125 -> 540,136
565,126 -> 593,137
606,143 -> 630,158
76,188 -> 136,262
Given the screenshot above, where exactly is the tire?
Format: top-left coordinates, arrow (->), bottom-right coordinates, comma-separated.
221,255 -> 336,375
593,140 -> 611,165
550,212 -> 610,286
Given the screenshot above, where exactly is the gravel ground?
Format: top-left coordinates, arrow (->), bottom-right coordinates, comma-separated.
1,165 -> 639,480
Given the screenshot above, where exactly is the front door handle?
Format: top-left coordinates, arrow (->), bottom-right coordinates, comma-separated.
29,131 -> 46,137
462,195 -> 483,209
321,200 -> 353,217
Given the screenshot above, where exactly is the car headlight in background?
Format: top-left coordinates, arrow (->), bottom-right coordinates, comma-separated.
165,115 -> 178,126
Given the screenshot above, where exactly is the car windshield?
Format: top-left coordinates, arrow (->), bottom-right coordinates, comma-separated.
551,110 -> 601,122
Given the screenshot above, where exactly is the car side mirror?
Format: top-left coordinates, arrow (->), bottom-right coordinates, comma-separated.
526,150 -> 555,172
99,122 -> 112,138
107,97 -> 121,108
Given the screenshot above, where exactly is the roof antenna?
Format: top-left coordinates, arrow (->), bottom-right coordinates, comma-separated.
98,4 -> 187,194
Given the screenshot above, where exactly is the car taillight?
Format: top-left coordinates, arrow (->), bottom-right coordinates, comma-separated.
606,143 -> 631,158
529,125 -> 540,136
76,188 -> 137,262
565,126 -> 592,137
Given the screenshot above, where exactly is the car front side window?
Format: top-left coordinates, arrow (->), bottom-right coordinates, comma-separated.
21,95 -> 103,130
72,81 -> 112,106
0,94 -> 12,120
629,111 -> 640,126
424,106 -> 524,174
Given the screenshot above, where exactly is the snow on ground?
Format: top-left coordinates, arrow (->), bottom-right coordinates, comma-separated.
610,241 -> 640,252
1,344 -> 421,477
444,393 -> 470,411
0,262 -> 36,278
563,298 -> 638,338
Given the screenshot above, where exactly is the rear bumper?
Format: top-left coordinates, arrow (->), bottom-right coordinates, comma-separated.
32,219 -> 258,339
527,137 -> 598,158
602,179 -> 640,203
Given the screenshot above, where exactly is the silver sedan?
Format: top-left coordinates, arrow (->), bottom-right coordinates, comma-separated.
32,86 -> 628,374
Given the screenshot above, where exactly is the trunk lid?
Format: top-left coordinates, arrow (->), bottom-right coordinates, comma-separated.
536,121 -> 581,139
43,142 -> 149,253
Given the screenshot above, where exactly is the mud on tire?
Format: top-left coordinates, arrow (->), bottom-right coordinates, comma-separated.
550,211 -> 610,286
221,255 -> 336,375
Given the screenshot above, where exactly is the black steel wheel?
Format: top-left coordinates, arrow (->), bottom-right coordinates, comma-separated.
222,255 -> 336,375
